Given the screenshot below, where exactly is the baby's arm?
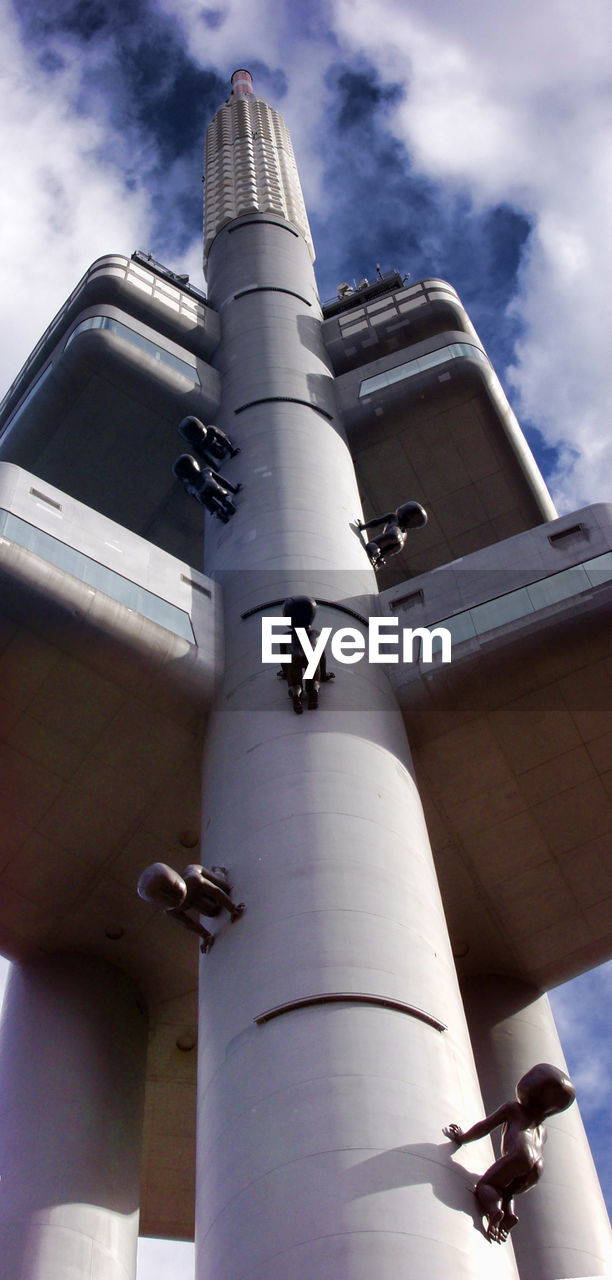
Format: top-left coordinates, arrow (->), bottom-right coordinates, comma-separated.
358,513 -> 394,531
444,1102 -> 513,1145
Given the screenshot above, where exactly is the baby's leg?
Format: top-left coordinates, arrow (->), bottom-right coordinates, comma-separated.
305,676 -> 320,709
475,1151 -> 532,1243
206,882 -> 238,916
499,1196 -> 519,1240
474,1179 -> 505,1242
286,657 -> 304,713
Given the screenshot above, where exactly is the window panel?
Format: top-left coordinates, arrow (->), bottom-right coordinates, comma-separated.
65,316 -> 199,383
0,510 -> 195,643
359,342 -> 488,398
583,551 -> 612,584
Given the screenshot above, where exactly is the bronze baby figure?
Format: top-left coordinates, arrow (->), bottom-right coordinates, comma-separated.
444,1062 -> 576,1243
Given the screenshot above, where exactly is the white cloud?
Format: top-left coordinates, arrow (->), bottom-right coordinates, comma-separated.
155,0 -> 336,213
328,0 -> 612,509
157,0 -> 284,69
0,6 -> 152,395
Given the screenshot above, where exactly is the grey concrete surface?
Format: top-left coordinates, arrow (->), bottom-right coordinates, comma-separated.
0,954 -> 148,1280
192,211 -> 521,1279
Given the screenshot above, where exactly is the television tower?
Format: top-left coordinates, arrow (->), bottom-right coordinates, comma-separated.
191,70 -> 610,1280
0,69 -> 609,1280
196,65 -> 514,1277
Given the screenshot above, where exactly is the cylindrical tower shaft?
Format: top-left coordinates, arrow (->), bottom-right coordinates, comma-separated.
193,76 -> 520,1280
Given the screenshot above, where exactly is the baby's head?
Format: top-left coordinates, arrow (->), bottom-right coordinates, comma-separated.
396,501 -> 428,531
516,1063 -> 576,1117
283,596 -> 317,629
137,862 -> 187,910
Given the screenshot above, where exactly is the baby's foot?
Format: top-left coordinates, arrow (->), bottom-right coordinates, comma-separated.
500,1210 -> 519,1238
486,1208 -> 505,1243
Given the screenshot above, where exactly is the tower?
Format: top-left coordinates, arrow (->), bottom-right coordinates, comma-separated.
0,69 -> 610,1280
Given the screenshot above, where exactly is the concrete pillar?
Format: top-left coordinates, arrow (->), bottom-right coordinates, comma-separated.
191,215 -> 520,1280
0,954 -> 148,1280
463,975 -> 612,1280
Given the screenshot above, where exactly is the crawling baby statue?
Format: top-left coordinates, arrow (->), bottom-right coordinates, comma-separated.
444,1062 -> 576,1243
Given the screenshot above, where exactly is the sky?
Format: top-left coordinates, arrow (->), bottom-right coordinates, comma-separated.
0,0 -> 610,1273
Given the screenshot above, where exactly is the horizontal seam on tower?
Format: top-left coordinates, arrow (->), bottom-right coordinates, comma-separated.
225,731 -> 415,773
233,396 -> 333,420
227,218 -> 299,237
241,597 -> 367,624
199,1069 -> 449,1136
209,807 -> 426,839
233,286 -> 311,305
232,1231 -> 470,1280
200,1165 -> 459,1251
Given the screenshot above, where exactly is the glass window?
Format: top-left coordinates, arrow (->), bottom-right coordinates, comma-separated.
154,281 -> 180,300
470,588 -> 533,634
155,295 -> 181,312
418,348 -> 455,372
527,567 -> 590,610
128,263 -> 155,282
128,277 -> 153,295
395,286 -> 424,301
398,297 -> 427,313
426,550 -> 610,651
339,309 -> 365,329
369,309 -> 397,326
358,342 -> 488,398
583,551 -> 612,584
367,300 -> 397,316
0,509 -> 195,643
64,316 -> 199,384
437,610 -> 477,647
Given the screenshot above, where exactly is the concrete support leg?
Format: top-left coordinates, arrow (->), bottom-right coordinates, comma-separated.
0,954 -> 148,1280
462,975 -> 611,1280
